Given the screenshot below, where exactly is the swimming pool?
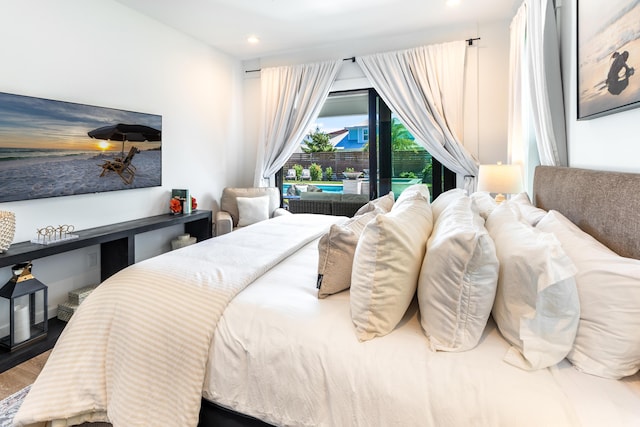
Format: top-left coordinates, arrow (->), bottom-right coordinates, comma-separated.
283,183 -> 344,193
283,178 -> 423,195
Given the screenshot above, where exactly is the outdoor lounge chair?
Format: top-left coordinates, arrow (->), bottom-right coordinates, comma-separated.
285,168 -> 296,180
301,168 -> 311,180
99,146 -> 139,185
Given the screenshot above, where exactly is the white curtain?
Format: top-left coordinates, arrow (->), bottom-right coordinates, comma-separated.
254,60 -> 341,187
508,2 -> 539,194
356,40 -> 479,193
508,0 -> 567,189
527,0 -> 567,166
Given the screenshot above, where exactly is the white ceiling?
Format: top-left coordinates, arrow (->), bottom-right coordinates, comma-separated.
115,0 -> 520,60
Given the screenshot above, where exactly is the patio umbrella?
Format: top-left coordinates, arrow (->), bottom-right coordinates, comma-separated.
88,123 -> 161,155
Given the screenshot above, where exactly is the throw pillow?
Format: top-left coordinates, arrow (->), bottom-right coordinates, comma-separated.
418,196 -> 499,352
511,192 -> 547,226
394,183 -> 431,207
354,192 -> 395,216
431,188 -> 466,221
469,191 -> 497,219
316,211 -> 378,298
486,202 -> 580,371
350,195 -> 433,341
237,195 -> 270,227
537,210 -> 640,379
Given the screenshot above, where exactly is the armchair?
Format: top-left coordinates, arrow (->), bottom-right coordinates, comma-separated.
215,187 -> 290,237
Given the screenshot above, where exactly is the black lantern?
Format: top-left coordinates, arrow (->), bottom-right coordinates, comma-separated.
0,262 -> 48,351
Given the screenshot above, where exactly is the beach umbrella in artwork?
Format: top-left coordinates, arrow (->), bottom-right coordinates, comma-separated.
88,123 -> 161,155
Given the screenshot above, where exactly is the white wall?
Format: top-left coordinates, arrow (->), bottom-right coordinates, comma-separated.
0,0 -> 244,319
242,20 -> 512,181
559,0 -> 640,172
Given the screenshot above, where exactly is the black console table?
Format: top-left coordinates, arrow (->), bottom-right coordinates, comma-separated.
0,210 -> 212,372
0,210 -> 212,281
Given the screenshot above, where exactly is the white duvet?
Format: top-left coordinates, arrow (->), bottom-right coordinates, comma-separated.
15,214 -> 343,427
205,236 -> 640,427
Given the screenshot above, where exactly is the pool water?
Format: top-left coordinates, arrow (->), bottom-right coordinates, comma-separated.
283,178 -> 424,195
283,183 -> 343,193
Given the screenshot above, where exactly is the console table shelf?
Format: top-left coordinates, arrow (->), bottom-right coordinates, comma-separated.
0,210 -> 212,281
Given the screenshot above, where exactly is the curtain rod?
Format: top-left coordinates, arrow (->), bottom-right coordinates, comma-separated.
244,39 -> 479,73
244,57 -> 354,74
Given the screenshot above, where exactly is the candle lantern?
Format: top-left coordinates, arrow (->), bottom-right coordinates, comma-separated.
0,262 -> 48,351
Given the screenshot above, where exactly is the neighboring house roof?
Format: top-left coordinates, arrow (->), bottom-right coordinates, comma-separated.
296,120 -> 370,152
334,120 -> 369,151
334,136 -> 365,151
328,129 -> 348,147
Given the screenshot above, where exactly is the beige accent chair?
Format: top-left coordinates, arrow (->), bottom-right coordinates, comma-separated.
215,187 -> 290,237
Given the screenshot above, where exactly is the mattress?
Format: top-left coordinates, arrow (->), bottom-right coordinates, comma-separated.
203,236 -> 640,427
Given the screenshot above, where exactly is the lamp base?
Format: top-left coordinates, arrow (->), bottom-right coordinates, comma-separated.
494,193 -> 506,204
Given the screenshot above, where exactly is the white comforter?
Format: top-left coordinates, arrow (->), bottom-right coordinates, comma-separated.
204,235 -> 640,427
15,213 -> 344,427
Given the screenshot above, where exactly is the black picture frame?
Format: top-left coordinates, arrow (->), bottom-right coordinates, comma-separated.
0,92 -> 162,202
577,0 -> 640,120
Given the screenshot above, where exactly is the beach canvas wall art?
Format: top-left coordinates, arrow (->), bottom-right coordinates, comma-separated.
0,92 -> 161,203
578,0 -> 640,119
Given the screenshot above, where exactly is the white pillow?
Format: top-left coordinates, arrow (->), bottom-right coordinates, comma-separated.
350,195 -> 433,341
394,183 -> 430,207
236,195 -> 270,227
431,188 -> 466,221
537,210 -> 640,379
418,196 -> 499,352
317,211 -> 378,299
354,192 -> 395,216
486,202 -> 580,370
469,191 -> 497,219
511,192 -> 546,226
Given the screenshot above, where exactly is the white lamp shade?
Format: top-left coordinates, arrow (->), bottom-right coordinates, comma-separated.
477,164 -> 523,195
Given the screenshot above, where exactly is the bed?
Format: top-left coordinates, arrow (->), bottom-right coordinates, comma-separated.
14,166 -> 640,427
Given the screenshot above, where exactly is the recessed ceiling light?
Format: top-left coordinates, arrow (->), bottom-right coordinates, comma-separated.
446,0 -> 460,6
247,35 -> 260,44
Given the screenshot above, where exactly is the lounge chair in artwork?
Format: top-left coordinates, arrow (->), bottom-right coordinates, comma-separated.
285,168 -> 297,180
99,146 -> 140,184
301,168 -> 311,180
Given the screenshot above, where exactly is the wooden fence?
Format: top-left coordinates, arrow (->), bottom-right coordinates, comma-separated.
284,151 -> 432,179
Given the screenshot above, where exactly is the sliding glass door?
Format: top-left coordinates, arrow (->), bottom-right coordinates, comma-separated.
279,88 -> 455,202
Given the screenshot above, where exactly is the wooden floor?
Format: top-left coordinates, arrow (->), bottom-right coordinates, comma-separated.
0,350 -> 50,400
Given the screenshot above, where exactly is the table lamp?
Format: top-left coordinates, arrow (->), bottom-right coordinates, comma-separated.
477,162 -> 523,203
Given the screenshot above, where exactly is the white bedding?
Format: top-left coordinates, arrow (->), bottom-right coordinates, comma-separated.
15,214 -> 344,427
14,211 -> 640,426
204,235 -> 640,427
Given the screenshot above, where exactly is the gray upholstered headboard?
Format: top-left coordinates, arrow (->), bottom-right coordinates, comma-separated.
533,166 -> 640,260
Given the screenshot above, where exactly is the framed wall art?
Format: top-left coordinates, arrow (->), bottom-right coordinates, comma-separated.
0,92 -> 162,203
577,0 -> 640,120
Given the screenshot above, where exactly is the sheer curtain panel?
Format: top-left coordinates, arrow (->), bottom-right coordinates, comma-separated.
254,60 -> 341,187
356,40 -> 479,193
508,2 -> 536,192
508,0 -> 567,177
508,0 -> 567,195
526,0 -> 567,167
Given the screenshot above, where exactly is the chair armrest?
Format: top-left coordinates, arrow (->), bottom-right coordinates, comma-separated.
215,211 -> 233,236
273,207 -> 291,217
